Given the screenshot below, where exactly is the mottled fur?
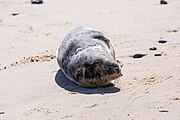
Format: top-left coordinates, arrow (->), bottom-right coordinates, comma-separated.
57,26 -> 122,87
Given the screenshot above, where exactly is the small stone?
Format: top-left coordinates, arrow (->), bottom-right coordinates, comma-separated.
29,26 -> 33,31
167,30 -> 178,33
172,30 -> 178,32
159,109 -> 169,112
149,47 -> 157,51
132,54 -> 147,58
12,12 -> 20,16
69,92 -> 78,95
30,59 -> 34,62
31,0 -> 43,4
174,98 -> 180,100
158,40 -> 167,44
160,0 -> 168,5
154,53 -> 162,56
0,112 -> 4,114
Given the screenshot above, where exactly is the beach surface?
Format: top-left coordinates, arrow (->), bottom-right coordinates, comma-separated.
0,0 -> 180,119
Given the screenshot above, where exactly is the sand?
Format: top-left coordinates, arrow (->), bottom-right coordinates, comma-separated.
0,0 -> 180,120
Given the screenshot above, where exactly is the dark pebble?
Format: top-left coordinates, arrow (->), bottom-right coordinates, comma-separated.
0,112 -> 4,114
172,30 -> 178,32
132,54 -> 147,58
159,110 -> 169,112
160,0 -> 168,5
12,12 -> 20,16
174,98 -> 180,100
155,53 -> 162,56
167,30 -> 178,33
149,47 -> 157,51
31,0 -> 43,4
30,59 -> 34,62
158,40 -> 167,44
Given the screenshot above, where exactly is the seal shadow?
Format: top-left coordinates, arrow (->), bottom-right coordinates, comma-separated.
55,69 -> 120,94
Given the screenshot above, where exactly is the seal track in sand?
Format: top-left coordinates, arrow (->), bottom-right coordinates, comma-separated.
0,50 -> 56,71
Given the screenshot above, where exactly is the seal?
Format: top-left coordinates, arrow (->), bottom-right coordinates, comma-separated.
57,26 -> 123,88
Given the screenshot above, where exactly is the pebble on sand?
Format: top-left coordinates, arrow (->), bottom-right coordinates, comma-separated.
160,0 -> 168,5
158,40 -> 167,44
149,47 -> 157,51
132,54 -> 147,58
154,53 -> 162,56
12,12 -> 20,16
0,112 -> 4,114
31,0 -> 43,4
167,30 -> 178,33
159,109 -> 169,112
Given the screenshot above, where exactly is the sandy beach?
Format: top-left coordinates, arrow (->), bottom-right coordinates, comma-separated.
0,0 -> 180,119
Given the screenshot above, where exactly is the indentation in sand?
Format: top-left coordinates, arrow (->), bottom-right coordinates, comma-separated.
0,50 -> 56,71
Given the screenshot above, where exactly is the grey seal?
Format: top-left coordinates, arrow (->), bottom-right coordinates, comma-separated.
57,26 -> 123,88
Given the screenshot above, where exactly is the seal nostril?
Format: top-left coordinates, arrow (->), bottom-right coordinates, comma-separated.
114,67 -> 120,74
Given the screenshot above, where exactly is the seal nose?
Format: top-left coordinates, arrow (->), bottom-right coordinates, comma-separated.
114,66 -> 120,74
117,60 -> 123,68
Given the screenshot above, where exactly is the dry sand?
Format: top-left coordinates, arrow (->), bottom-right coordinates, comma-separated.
0,0 -> 180,120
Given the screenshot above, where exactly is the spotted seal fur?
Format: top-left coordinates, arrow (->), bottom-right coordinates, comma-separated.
57,26 -> 123,88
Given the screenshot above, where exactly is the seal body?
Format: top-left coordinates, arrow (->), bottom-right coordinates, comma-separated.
57,26 -> 122,88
